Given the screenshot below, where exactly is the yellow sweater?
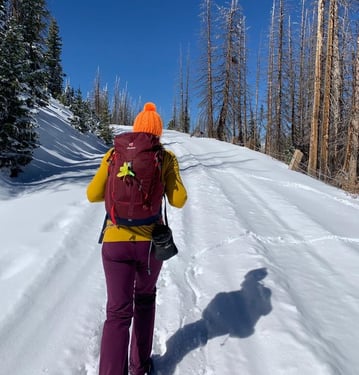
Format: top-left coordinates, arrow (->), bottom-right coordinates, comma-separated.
87,148 -> 187,242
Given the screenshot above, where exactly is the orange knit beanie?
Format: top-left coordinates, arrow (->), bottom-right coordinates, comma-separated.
133,102 -> 163,136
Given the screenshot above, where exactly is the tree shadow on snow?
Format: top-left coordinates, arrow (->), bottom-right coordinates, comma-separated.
152,267 -> 272,375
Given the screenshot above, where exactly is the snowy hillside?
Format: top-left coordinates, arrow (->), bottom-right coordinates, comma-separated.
0,100 -> 359,375
0,99 -> 108,187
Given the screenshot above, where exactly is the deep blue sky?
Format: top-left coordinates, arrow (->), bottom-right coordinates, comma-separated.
47,0 -> 274,125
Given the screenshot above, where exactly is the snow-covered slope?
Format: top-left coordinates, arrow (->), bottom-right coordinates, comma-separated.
1,99 -> 107,187
0,101 -> 358,375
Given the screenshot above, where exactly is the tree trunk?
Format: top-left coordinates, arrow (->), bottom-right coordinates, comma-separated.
343,33 -> 359,186
265,1 -> 276,155
275,0 -> 284,155
297,0 -> 307,148
331,1 -> 340,172
308,0 -> 325,176
288,16 -> 296,149
320,0 -> 336,179
205,0 -> 215,138
217,1 -> 237,141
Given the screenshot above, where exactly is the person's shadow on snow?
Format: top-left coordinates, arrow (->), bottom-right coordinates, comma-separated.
152,268 -> 272,375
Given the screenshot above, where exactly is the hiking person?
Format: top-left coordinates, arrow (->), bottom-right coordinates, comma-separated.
87,102 -> 187,375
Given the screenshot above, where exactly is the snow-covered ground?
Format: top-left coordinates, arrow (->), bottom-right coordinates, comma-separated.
0,100 -> 358,375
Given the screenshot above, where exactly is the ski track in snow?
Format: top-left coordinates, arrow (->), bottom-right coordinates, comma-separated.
210,167 -> 357,375
1,125 -> 359,375
151,136 -> 359,375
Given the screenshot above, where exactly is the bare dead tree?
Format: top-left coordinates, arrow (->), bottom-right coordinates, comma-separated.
111,76 -> 120,124
274,0 -> 284,155
184,47 -> 191,133
178,45 -> 184,131
254,39 -> 262,149
296,0 -> 307,149
288,16 -> 295,149
343,32 -> 359,188
93,67 -> 101,118
233,12 -> 248,145
265,1 -> 276,155
240,15 -> 248,145
330,0 -> 341,171
320,0 -> 336,178
198,0 -> 215,138
172,44 -> 191,133
216,0 -> 239,141
308,0 -> 325,176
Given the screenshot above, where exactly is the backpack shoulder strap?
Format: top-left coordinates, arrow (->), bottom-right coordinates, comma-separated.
106,147 -> 115,162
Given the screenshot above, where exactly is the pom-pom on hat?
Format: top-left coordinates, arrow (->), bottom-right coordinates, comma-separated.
133,102 -> 163,136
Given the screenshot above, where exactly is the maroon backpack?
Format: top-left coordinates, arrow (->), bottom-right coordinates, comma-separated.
105,132 -> 164,226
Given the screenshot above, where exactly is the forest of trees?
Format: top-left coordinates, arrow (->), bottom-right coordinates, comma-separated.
1,0 -> 358,192
192,0 -> 359,192
0,0 -> 130,177
0,0 -> 51,177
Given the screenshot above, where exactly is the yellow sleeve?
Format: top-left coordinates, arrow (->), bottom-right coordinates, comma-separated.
87,148 -> 187,208
163,150 -> 187,208
86,149 -> 113,202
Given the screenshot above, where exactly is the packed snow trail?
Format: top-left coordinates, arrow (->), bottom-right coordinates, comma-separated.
0,180 -> 106,374
151,132 -> 359,375
1,121 -> 359,374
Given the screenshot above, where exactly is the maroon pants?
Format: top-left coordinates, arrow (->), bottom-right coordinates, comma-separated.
99,241 -> 162,375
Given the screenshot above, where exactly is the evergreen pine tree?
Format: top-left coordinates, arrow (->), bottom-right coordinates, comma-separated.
0,0 -> 7,121
167,119 -> 176,130
0,16 -> 38,177
82,99 -> 99,134
70,89 -> 87,133
71,89 -> 100,134
0,0 -> 6,36
45,18 -> 64,99
69,89 -> 99,135
97,89 -> 113,144
11,0 -> 50,106
60,82 -> 75,107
